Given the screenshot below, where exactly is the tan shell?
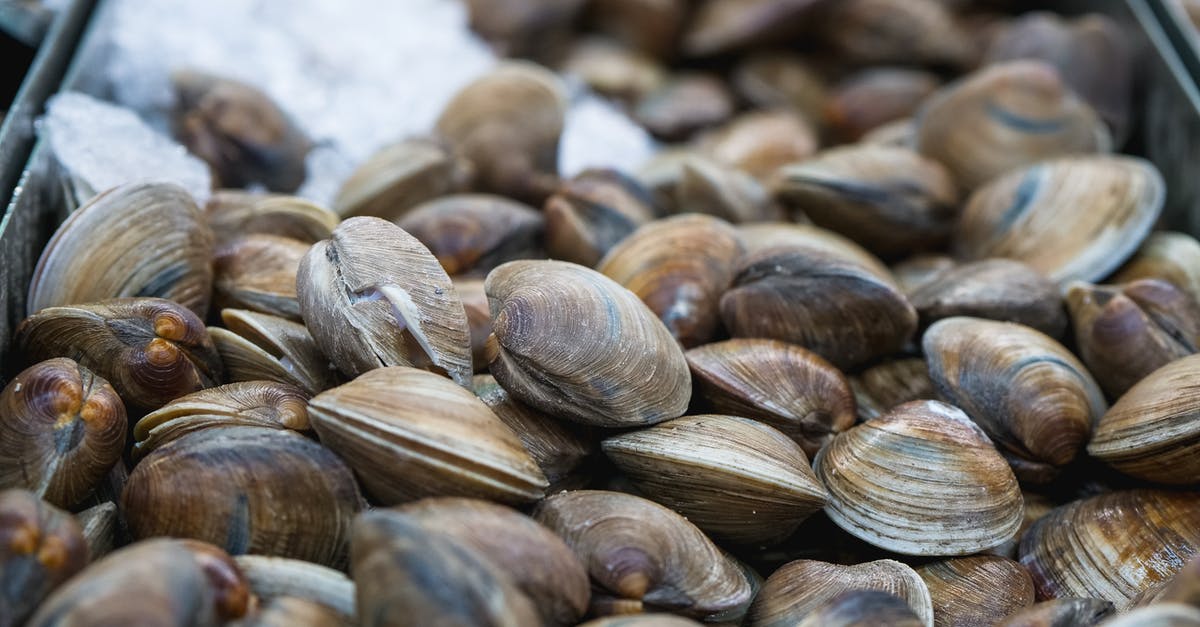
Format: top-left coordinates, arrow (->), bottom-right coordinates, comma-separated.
698,110 -> 817,180
850,357 -> 936,422
206,193 -> 338,246
15,298 -> 223,411
485,260 -> 691,428
796,591 -> 924,627
602,414 -> 827,546
561,38 -> 666,101
685,338 -> 856,458
1067,279 -> 1200,398
924,317 -> 1105,480
826,68 -> 941,142
308,367 -> 547,505
1113,232 -> 1200,305
634,73 -> 734,140
28,181 -> 214,318
1101,604 -> 1200,627
673,156 -> 780,223
1018,490 -> 1200,610
891,254 -> 956,295
682,0 -> 822,57
122,427 -> 363,568
916,556 -> 1035,627
396,194 -> 543,277
910,259 -> 1066,336
296,216 -> 473,386
397,497 -> 591,626
0,489 -> 89,626
737,222 -> 893,278
1088,354 -> 1200,483
78,501 -> 118,560
234,556 -> 355,624
747,559 -> 934,627
457,279 -> 493,373
597,214 -> 744,348
731,53 -> 827,123
814,400 -> 1024,556
333,136 -> 471,220
916,61 -> 1111,190
213,234 -> 308,320
953,155 -> 1163,284
0,359 -> 126,508
210,308 -> 338,395
862,117 -> 918,148
535,490 -> 754,621
544,168 -> 660,267
773,145 -> 958,257
995,598 -> 1114,627
821,0 -> 972,68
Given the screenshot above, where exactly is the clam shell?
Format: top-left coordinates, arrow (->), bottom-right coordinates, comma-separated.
578,616 -> 702,627
682,0 -> 822,57
826,68 -> 941,142
916,556 -> 1035,627
597,213 -> 744,348
206,193 -> 338,246
673,156 -> 779,223
234,556 -> 355,624
561,38 -> 666,101
634,73 -> 734,140
1113,232 -> 1200,305
308,367 -> 547,505
737,222 -> 893,277
77,501 -> 118,560
235,596 -> 343,627
296,216 -> 473,386
699,110 -> 817,180
1101,604 -> 1200,627
213,234 -> 307,320
1018,490 -> 1200,609
396,194 -> 542,277
747,559 -> 934,627
814,400 -> 1024,556
910,259 -> 1066,336
821,0 -> 972,69
28,181 -> 214,318
731,53 -> 827,123
0,489 -> 89,626
850,357 -> 936,422
995,598 -> 1114,627
891,254 -> 956,295
211,308 -> 337,395
485,260 -> 691,428
544,168 -> 659,267
685,338 -> 856,458
333,136 -> 471,220
797,591 -> 923,627
602,414 -> 828,545
954,155 -> 1162,284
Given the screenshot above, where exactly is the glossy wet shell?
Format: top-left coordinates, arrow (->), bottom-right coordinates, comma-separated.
747,559 -> 934,627
233,555 -> 355,624
333,136 -> 470,220
212,309 -> 338,395
397,194 -> 543,277
213,234 -> 308,320
909,259 -> 1066,337
915,556 -> 1035,627
485,260 -> 691,428
1113,232 -> 1200,305
205,193 -> 338,245
850,357 -> 936,422
0,489 -> 89,627
544,168 -> 660,267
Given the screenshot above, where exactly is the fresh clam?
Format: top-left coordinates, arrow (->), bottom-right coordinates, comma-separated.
308,367 -> 547,505
597,214 -> 743,348
747,559 -> 934,627
0,489 -> 88,627
849,357 -> 936,422
682,0 -> 823,58
0,359 -> 125,509
826,68 -> 941,142
587,0 -> 686,59
685,338 -> 856,458
861,117 -> 918,148
737,222 -> 892,275
909,259 -> 1066,336
206,193 -> 338,246
995,598 -> 1114,627
77,501 -> 118,560
296,216 -> 473,386
560,38 -> 667,101
27,181 -> 214,318
672,155 -> 779,223
697,110 -> 817,181
333,136 -> 472,220
634,73 -> 734,140
1101,604 -> 1200,626
924,317 -> 1105,481
602,414 -> 828,545
916,556 -> 1035,627
234,555 -> 355,624
814,400 -> 1024,556
15,298 -> 223,411
731,52 -> 828,124
795,591 -> 924,627
819,0 -> 973,68
953,156 -> 1163,283
1113,232 -> 1200,305
535,490 -> 754,621
485,260 -> 691,428
213,234 -> 308,320
209,308 -> 337,395
544,168 -> 660,267
397,194 -> 543,277
463,0 -> 584,60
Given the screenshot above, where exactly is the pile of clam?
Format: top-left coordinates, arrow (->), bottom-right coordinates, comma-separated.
6,1 -> 1200,626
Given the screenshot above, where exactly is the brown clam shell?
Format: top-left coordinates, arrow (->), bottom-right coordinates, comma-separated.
544,168 -> 660,268
747,559 -> 934,627
916,556 -> 1035,627
333,136 -> 471,220
849,357 -> 936,422
211,308 -> 337,395
909,259 -> 1066,336
397,194 -> 543,277
0,489 -> 89,626
213,234 -> 308,320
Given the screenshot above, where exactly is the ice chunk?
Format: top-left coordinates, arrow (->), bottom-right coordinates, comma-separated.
561,87 -> 659,178
39,92 -> 212,206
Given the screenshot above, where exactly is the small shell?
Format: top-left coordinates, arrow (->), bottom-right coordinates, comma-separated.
697,110 -> 818,181
798,591 -> 924,627
588,0 -> 686,59
463,0 -> 584,60
211,308 -> 338,395
234,556 -> 355,624
579,616 -> 701,627
333,136 -> 472,220
206,193 -> 338,246
535,490 -> 754,621
953,155 -> 1163,283
457,279 -> 493,373
685,339 -> 856,458
602,414 -> 828,546
737,222 -> 893,277
924,317 -> 1106,479
995,598 -> 1114,627
916,556 -> 1035,627
0,489 -> 89,627
747,559 -> 934,627
862,117 -> 918,148
16,298 -> 223,411
673,156 -> 780,223
1113,232 -> 1200,305
826,68 -> 941,142
821,0 -> 973,68
1019,490 -> 1200,610
213,234 -> 308,320
308,367 -> 547,505
682,0 -> 823,57
28,181 -> 214,319
597,214 -> 744,348
560,38 -> 667,101
916,61 -> 1111,190
296,216 -> 473,386
0,359 -> 126,508
544,168 -> 660,267
850,357 -> 936,422
814,400 -> 1024,556
634,73 -> 734,140
909,259 -> 1066,336
731,52 -> 828,123
396,194 -> 543,277
485,260 -> 691,428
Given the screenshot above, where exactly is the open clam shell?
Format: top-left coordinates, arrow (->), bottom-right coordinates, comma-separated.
211,309 -> 337,395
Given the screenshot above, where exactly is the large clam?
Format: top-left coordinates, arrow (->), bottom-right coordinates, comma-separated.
748,559 -> 934,627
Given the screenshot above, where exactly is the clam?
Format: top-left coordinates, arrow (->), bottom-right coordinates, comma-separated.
747,559 -> 934,627
685,339 -> 856,458
814,400 -> 1024,556
209,308 -> 338,395
1113,232 -> 1200,305
697,110 -> 817,181
333,136 -> 472,220
602,414 -> 828,545
597,214 -> 744,348
579,617 -> 702,627
1133,554 -> 1200,607
0,490 -> 89,627
122,426 -> 363,568
916,556 -> 1035,627
397,194 -> 543,277
795,591 -> 924,627
463,0 -> 584,60
953,156 -> 1163,283
720,237 -> 917,369
560,38 -> 667,101
234,556 -> 354,624
916,61 -> 1112,190
773,144 -> 959,257
995,598 -> 1115,627
924,317 -> 1105,481
485,260 -> 691,428
544,168 -> 660,267
296,216 -> 473,386
457,279 -> 493,372
737,222 -> 893,275
436,61 -> 566,204
587,0 -> 686,59
397,497 -> 591,626
682,0 -> 823,57
206,192 -> 338,246
535,490 -> 754,621
15,298 -> 223,411
891,254 -> 956,295
213,234 -> 308,320
731,52 -> 828,123
634,73 -> 735,140
822,0 -> 973,68
233,597 -> 343,627
826,68 -> 941,142
0,359 -> 125,509
352,509 -> 540,626
77,501 -> 118,560
308,367 -> 547,505
849,357 -> 936,422
673,156 -> 780,223
172,69 -> 311,192
473,374 -> 594,489
862,117 -> 918,148
1020,490 -> 1200,609
27,181 -> 214,318
1101,604 -> 1200,626
909,259 -> 1066,336
1088,354 -> 1200,484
